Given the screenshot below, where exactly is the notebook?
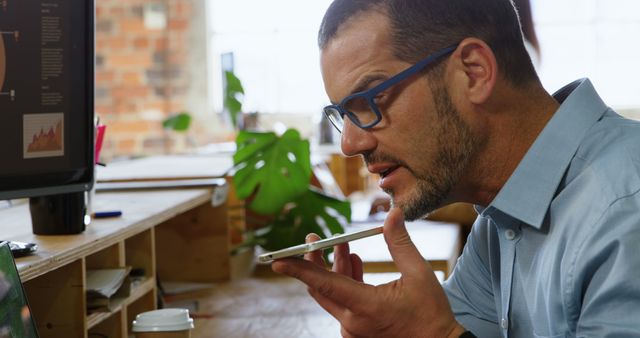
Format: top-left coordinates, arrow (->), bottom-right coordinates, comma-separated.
0,241 -> 39,338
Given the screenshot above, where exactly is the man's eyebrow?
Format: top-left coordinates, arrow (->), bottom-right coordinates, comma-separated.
329,73 -> 386,105
351,74 -> 386,95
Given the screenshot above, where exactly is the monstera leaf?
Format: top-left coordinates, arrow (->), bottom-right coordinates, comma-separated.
224,70 -> 244,129
257,188 -> 350,251
233,129 -> 312,215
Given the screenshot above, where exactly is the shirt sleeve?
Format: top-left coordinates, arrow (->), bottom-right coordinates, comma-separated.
442,218 -> 501,338
570,195 -> 640,338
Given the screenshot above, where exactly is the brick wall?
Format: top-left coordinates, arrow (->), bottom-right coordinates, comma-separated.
95,0 -> 220,161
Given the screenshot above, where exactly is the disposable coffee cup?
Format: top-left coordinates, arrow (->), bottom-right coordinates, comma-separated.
132,308 -> 194,338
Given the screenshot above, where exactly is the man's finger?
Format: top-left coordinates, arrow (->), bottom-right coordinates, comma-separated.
272,258 -> 374,310
304,233 -> 326,266
383,208 -> 429,277
332,241 -> 352,277
308,287 -> 347,320
341,326 -> 359,338
350,253 -> 364,282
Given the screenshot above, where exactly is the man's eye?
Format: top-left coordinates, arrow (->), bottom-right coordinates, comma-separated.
344,96 -> 370,113
373,94 -> 387,105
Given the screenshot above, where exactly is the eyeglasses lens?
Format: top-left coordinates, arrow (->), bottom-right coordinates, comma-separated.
324,107 -> 344,132
343,96 -> 377,127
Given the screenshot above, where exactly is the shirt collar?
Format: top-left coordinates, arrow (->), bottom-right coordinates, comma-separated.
482,79 -> 608,229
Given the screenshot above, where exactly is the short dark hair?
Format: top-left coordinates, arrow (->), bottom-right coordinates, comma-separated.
318,0 -> 538,87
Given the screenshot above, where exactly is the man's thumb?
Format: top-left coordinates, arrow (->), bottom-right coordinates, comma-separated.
383,208 -> 427,277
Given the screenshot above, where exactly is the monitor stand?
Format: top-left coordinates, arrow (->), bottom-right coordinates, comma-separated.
29,192 -> 87,235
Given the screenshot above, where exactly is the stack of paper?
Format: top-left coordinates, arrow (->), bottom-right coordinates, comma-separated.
86,267 -> 131,312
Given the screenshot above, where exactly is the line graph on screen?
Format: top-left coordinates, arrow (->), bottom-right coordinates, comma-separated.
23,113 -> 64,159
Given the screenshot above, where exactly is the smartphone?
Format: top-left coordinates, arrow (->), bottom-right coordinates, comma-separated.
258,226 -> 383,263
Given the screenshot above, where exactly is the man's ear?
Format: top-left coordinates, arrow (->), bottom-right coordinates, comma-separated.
451,38 -> 497,105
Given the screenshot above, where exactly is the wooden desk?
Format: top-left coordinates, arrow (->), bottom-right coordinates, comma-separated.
191,274 -> 459,338
190,268 -> 460,338
0,187 -> 229,338
96,154 -> 233,182
190,277 -> 341,338
88,154 -> 461,336
187,219 -> 460,338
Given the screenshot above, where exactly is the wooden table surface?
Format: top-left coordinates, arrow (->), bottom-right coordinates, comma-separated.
96,154 -> 233,182
189,277 -> 340,338
1,188 -> 213,282
189,271 -> 445,338
186,219 -> 460,338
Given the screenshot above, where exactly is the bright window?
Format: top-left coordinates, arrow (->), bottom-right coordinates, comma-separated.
533,0 -> 640,110
206,1 -> 640,117
207,0 -> 333,115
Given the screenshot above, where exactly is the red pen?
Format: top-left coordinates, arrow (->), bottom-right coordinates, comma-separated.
95,124 -> 107,164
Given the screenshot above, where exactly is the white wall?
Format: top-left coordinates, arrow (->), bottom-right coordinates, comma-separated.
533,0 -> 640,111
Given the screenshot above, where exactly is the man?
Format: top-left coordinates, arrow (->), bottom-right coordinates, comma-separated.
272,0 -> 640,337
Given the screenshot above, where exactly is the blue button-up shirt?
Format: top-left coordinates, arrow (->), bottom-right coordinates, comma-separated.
443,79 -> 640,338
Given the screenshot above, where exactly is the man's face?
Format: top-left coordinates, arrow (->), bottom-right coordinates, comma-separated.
320,11 -> 477,220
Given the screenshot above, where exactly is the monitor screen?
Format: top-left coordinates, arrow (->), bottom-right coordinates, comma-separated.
0,0 -> 94,200
0,242 -> 39,338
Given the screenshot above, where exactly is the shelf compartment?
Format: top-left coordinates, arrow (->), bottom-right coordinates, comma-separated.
88,309 -> 126,338
125,228 -> 155,281
23,259 -> 86,338
86,277 -> 154,330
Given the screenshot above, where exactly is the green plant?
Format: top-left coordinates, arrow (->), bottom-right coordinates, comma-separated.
161,112 -> 193,153
162,112 -> 192,132
232,128 -> 351,253
224,70 -> 245,129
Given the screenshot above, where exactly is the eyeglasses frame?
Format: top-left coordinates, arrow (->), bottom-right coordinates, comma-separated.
323,43 -> 459,132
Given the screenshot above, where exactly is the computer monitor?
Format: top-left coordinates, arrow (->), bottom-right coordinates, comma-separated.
0,1 -> 94,234
0,241 -> 39,338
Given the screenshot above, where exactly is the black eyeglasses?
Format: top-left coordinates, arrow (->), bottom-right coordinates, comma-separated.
323,44 -> 458,133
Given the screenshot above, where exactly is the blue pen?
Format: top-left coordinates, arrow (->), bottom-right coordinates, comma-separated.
92,210 -> 123,218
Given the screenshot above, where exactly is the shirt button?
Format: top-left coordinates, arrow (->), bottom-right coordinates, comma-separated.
501,318 -> 509,329
505,229 -> 516,240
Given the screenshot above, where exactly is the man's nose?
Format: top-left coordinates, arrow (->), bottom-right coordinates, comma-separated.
341,118 -> 376,157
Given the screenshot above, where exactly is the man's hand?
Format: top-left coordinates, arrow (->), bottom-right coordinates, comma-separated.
272,208 -> 466,338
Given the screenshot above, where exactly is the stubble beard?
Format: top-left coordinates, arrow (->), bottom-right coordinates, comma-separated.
387,85 -> 478,221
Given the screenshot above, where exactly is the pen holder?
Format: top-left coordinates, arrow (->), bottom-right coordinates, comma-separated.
30,192 -> 87,234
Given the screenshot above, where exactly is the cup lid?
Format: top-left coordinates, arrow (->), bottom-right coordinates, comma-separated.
132,308 -> 194,332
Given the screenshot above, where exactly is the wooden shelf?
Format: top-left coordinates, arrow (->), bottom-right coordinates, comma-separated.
87,300 -> 125,330
2,187 -> 230,338
86,277 -> 155,330
127,277 -> 156,307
